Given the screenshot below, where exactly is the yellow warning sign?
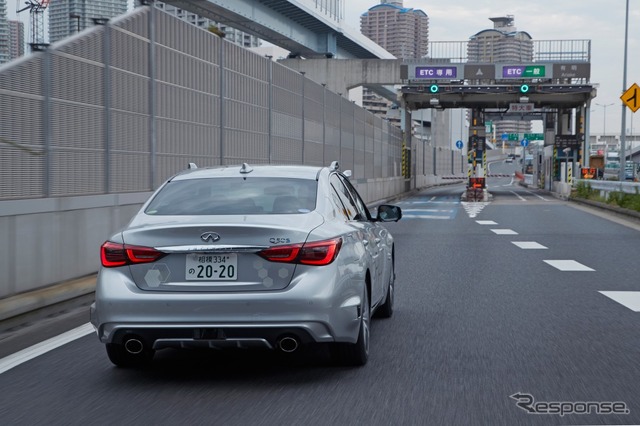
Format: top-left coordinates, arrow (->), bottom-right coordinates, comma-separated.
621,83 -> 640,112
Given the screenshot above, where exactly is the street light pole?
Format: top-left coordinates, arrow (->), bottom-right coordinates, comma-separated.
619,0 -> 629,181
596,102 -> 614,137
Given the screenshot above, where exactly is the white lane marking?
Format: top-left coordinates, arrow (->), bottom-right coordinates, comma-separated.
0,323 -> 94,375
543,260 -> 595,271
524,190 -> 548,201
491,229 -> 518,235
476,220 -> 497,225
600,292 -> 640,312
510,191 -> 527,201
402,200 -> 459,205
402,215 -> 452,220
512,241 -> 548,249
402,209 -> 453,213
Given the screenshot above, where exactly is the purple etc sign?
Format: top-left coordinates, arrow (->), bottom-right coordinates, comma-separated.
415,66 -> 457,79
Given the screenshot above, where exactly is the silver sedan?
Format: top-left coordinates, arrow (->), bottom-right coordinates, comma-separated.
90,162 -> 401,368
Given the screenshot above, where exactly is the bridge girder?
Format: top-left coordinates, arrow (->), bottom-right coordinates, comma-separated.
163,0 -> 394,59
402,85 -> 596,111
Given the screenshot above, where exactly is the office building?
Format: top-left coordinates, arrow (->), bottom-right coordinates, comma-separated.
9,20 -> 25,60
0,0 -> 9,64
360,1 -> 433,135
360,0 -> 428,59
49,0 -> 128,43
468,16 -> 534,136
468,16 -> 533,63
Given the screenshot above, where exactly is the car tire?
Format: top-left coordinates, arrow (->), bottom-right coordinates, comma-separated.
106,343 -> 154,368
333,287 -> 370,367
375,262 -> 394,319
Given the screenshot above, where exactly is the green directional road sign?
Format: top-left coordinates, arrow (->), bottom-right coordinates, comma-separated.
508,133 -> 520,141
524,133 -> 544,140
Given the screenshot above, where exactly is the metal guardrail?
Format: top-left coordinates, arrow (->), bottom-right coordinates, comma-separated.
576,179 -> 640,195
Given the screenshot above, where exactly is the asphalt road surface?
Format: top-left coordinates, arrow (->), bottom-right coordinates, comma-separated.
2,166 -> 640,425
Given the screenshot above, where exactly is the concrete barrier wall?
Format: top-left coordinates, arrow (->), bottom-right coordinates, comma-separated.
0,193 -> 151,298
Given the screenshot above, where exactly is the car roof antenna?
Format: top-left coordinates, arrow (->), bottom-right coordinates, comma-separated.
240,163 -> 253,174
188,162 -> 198,169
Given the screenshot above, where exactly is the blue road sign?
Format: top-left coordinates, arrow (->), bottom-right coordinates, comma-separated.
501,133 -> 508,141
456,140 -> 464,149
521,139 -> 529,147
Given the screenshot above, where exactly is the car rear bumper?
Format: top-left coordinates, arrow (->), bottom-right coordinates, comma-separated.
90,268 -> 365,348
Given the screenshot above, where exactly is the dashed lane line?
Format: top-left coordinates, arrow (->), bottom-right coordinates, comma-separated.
512,241 -> 548,249
599,292 -> 640,312
491,229 -> 519,235
543,260 -> 595,271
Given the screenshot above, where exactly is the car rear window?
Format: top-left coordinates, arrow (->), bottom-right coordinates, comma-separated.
145,177 -> 317,215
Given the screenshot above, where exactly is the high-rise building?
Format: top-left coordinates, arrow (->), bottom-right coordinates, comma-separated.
0,0 -> 9,64
468,16 -> 534,135
49,0 -> 128,44
8,20 -> 25,60
150,2 -> 260,48
360,1 -> 430,131
468,16 -> 533,63
360,0 -> 429,59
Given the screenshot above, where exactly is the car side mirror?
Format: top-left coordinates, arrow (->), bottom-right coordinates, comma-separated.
376,205 -> 402,222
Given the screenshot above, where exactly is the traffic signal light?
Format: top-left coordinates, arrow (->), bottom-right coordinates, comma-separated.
430,84 -> 439,93
520,84 -> 529,93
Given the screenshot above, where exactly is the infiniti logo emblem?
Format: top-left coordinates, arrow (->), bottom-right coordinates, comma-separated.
200,232 -> 221,243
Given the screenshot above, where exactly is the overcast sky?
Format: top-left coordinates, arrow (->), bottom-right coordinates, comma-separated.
8,0 -> 639,135
344,0 -> 640,135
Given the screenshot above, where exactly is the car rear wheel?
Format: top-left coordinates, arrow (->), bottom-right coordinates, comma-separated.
333,287 -> 370,367
106,342 -> 155,368
375,262 -> 394,319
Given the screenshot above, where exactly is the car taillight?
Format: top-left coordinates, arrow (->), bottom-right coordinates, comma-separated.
100,241 -> 166,267
258,237 -> 342,266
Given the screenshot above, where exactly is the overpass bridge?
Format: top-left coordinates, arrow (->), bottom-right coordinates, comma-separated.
163,0 -> 394,59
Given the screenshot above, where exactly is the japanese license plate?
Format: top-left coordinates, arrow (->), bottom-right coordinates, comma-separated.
185,254 -> 237,281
